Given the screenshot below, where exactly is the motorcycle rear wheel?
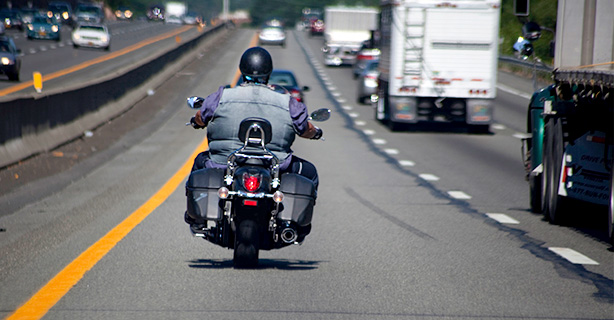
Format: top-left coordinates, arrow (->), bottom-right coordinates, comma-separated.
233,219 -> 260,269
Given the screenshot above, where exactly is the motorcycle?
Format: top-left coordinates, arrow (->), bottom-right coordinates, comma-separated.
185,93 -> 330,268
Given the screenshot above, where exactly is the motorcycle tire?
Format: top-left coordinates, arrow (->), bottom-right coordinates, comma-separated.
233,219 -> 260,269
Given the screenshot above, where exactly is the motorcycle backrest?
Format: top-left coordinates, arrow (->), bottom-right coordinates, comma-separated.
238,117 -> 272,146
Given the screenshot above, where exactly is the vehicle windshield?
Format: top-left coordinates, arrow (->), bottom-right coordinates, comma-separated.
0,41 -> 12,52
269,72 -> 297,87
79,25 -> 103,32
33,16 -> 54,24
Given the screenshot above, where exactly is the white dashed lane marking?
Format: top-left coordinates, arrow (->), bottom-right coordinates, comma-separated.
372,139 -> 387,145
548,247 -> 599,265
448,191 -> 472,199
419,174 -> 440,181
486,213 -> 519,224
399,160 -> 415,167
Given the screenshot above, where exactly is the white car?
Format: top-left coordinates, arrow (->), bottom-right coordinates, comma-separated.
72,23 -> 110,50
258,27 -> 286,47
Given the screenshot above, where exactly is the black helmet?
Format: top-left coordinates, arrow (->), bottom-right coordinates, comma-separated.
239,47 -> 273,84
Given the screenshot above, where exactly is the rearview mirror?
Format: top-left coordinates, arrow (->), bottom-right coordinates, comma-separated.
187,96 -> 205,109
310,108 -> 331,122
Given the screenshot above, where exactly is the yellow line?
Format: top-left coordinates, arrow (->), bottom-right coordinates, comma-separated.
0,25 -> 194,96
6,138 -> 208,320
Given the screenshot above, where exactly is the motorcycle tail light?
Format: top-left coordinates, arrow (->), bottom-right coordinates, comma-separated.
218,187 -> 229,199
273,191 -> 284,203
243,199 -> 258,206
243,173 -> 261,192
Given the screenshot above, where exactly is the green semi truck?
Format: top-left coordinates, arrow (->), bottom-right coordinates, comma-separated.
521,0 -> 613,244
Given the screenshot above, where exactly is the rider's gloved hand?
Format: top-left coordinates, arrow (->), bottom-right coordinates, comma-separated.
190,117 -> 205,129
311,126 -> 323,140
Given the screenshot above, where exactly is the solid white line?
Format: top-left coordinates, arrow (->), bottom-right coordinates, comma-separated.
419,174 -> 440,181
548,247 -> 599,265
486,213 -> 519,224
399,160 -> 415,166
448,191 -> 471,199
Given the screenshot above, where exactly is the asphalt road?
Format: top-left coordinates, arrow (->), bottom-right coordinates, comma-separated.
0,20 -> 208,98
0,27 -> 612,319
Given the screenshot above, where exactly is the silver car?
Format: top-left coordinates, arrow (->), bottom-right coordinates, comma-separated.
357,60 -> 379,104
258,26 -> 286,47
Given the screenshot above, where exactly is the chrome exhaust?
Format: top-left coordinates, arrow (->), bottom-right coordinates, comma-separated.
280,227 -> 298,244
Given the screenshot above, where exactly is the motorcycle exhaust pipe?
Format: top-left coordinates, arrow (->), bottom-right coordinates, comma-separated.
280,227 -> 298,244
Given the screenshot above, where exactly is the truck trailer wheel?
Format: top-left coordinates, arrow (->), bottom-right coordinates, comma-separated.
608,166 -> 613,246
546,118 -> 568,224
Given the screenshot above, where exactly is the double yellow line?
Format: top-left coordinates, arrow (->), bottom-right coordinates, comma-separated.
0,25 -> 193,96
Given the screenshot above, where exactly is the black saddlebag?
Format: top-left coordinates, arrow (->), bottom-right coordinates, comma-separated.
186,168 -> 225,221
278,173 -> 316,227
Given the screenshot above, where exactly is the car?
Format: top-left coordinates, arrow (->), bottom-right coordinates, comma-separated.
147,5 -> 164,21
235,69 -> 310,103
26,15 -> 61,41
0,36 -> 21,81
268,69 -> 310,103
74,3 -> 104,24
0,9 -> 24,31
310,19 -> 324,36
20,7 -> 41,24
47,1 -> 74,26
182,12 -> 202,25
356,60 -> 379,104
72,23 -> 110,50
115,6 -> 133,20
352,45 -> 380,79
258,26 -> 286,47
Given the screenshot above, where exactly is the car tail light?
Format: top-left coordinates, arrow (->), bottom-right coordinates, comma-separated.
243,173 -> 261,192
290,89 -> 302,102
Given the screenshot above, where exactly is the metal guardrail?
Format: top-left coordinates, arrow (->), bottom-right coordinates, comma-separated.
499,55 -> 554,73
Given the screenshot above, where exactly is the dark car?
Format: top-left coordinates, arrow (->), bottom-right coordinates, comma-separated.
26,15 -> 61,41
235,69 -> 310,103
0,36 -> 21,81
47,1 -> 73,26
0,9 -> 24,31
356,60 -> 379,104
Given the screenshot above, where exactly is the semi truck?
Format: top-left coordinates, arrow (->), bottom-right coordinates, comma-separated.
375,0 -> 500,131
520,0 -> 613,244
322,6 -> 379,67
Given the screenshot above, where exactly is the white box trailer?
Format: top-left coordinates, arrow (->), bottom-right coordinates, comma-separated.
376,0 -> 501,131
323,6 -> 379,66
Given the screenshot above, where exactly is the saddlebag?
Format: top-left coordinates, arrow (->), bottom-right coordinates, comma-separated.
185,168 -> 225,221
278,173 -> 316,227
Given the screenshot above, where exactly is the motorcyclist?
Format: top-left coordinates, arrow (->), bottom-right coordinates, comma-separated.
189,46 -> 323,190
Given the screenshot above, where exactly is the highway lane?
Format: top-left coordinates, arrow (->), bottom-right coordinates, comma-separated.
0,27 -> 612,319
0,20 -> 208,97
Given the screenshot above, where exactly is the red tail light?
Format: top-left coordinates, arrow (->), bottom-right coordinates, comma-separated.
243,174 -> 261,192
290,89 -> 302,102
